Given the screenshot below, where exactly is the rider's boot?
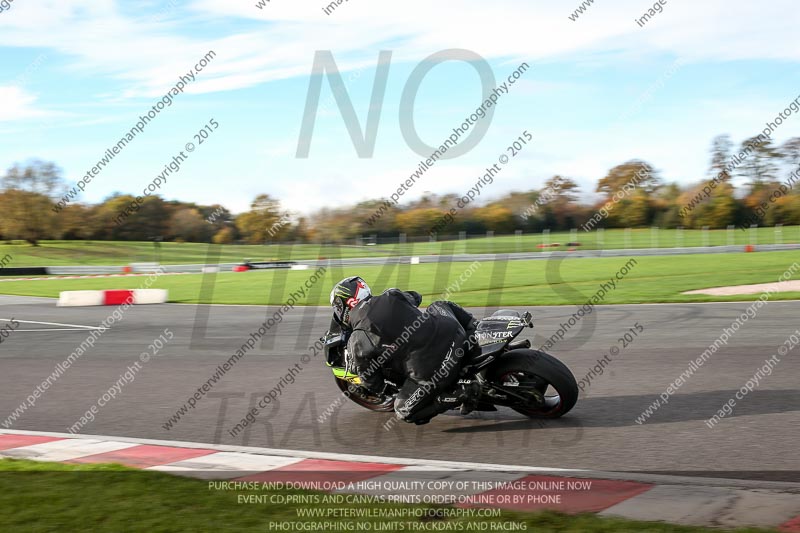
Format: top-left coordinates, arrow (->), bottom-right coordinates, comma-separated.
430,381 -> 481,415
457,381 -> 482,415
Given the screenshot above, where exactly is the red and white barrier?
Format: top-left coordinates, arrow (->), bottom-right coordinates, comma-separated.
57,289 -> 168,307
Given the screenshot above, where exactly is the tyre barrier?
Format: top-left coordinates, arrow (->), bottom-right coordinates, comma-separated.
0,267 -> 48,276
234,261 -> 296,272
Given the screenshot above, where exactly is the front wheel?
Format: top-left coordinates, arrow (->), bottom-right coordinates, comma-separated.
486,349 -> 578,419
334,377 -> 395,412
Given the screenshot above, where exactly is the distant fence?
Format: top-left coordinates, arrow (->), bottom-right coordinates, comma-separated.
14,242 -> 800,276
353,224 -> 799,248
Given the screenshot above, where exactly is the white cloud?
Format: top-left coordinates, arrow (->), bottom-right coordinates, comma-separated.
0,86 -> 51,121
0,0 -> 798,98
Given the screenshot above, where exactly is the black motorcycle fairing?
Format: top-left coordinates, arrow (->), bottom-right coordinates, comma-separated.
461,310 -> 532,369
474,311 -> 526,349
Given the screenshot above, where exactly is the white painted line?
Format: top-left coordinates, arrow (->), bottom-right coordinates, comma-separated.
0,439 -> 138,462
0,319 -> 102,330
394,465 -> 468,472
0,272 -> 187,283
0,295 -> 56,303
7,329 -> 103,333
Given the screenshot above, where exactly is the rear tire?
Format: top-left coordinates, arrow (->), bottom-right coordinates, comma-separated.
487,349 -> 578,419
334,377 -> 395,412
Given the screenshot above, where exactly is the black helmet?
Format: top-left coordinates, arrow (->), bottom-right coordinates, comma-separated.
330,276 -> 372,325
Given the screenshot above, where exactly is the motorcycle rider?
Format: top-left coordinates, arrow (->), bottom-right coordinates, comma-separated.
329,276 -> 482,425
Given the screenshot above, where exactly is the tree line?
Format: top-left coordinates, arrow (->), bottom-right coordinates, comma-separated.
2,134 -> 799,245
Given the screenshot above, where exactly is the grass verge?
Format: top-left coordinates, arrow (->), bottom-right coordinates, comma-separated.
0,227 -> 797,266
0,251 -> 797,306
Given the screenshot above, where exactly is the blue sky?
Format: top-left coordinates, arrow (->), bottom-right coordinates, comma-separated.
1,0 -> 798,214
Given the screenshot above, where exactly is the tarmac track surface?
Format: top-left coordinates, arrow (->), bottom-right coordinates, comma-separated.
1,296 -> 798,482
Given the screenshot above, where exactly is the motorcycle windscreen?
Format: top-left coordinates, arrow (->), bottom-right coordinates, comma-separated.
324,333 -> 345,366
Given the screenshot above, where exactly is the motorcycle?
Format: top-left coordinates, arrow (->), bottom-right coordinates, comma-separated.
323,309 -> 579,419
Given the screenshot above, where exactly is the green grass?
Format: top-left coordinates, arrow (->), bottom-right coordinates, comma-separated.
1,251 -> 798,306
0,226 -> 797,267
0,458 -> 776,533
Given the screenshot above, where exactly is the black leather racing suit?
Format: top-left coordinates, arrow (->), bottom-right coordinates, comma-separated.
343,289 -> 478,424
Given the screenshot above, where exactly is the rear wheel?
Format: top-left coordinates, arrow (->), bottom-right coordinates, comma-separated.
487,349 -> 578,418
334,377 -> 395,412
